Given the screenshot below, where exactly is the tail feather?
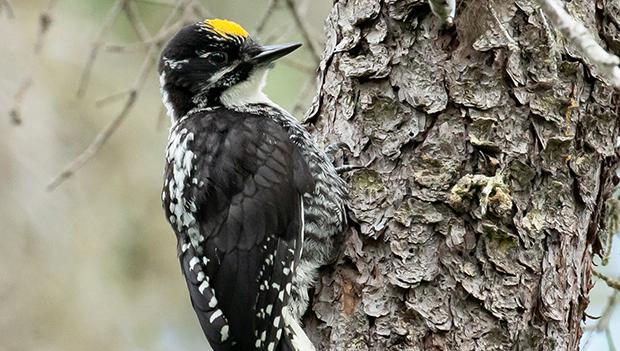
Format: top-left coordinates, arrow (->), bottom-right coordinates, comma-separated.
278,308 -> 316,351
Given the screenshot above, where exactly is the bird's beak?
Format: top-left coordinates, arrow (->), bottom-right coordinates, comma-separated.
249,43 -> 302,65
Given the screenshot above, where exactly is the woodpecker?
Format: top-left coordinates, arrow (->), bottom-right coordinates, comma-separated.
159,19 -> 347,351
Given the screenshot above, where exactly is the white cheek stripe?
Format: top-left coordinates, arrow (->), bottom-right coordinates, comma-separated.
159,72 -> 176,122
207,65 -> 237,85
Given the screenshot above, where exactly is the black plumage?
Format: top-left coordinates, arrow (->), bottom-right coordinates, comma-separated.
160,18 -> 347,351
163,108 -> 314,350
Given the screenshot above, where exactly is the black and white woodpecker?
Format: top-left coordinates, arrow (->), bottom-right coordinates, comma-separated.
159,19 -> 347,351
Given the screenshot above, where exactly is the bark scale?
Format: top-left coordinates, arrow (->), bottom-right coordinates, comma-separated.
304,1 -> 620,350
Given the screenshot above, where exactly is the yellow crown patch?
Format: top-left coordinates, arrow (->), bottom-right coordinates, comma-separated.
204,19 -> 249,38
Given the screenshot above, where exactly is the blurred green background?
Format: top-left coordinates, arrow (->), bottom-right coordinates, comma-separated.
0,1 -> 618,350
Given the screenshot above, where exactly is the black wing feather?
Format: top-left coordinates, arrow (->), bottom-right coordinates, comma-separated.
164,108 -> 314,350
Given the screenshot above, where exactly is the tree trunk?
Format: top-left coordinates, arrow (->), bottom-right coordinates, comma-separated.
304,0 -> 620,350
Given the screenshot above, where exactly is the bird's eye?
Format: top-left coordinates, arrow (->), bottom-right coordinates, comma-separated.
206,52 -> 228,65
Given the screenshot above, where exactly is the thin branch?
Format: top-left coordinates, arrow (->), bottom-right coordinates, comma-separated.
95,89 -> 135,107
536,0 -> 620,88
9,77 -> 32,125
582,291 -> 618,350
124,0 -> 151,42
47,90 -> 139,191
76,0 -> 126,97
48,45 -> 157,191
34,0 -> 58,53
123,0 -> 162,65
263,20 -> 297,45
281,57 -> 315,74
604,327 -> 618,351
189,0 -> 211,19
134,0 -> 176,6
593,270 -> 620,291
104,42 -> 143,53
104,19 -> 184,52
282,0 -> 320,64
256,0 -> 278,34
48,0 -> 190,190
0,0 -> 14,18
9,0 -> 58,124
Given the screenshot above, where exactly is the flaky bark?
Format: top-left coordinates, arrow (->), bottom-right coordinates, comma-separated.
304,0 -> 620,350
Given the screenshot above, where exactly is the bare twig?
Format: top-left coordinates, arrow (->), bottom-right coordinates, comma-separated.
282,0 -> 320,64
123,0 -> 163,65
48,49 -> 155,191
34,0 -> 58,53
9,78 -> 33,125
281,57 -> 315,74
536,0 -> 620,87
95,89 -> 135,108
594,270 -> 620,291
134,0 -> 176,6
76,0 -> 126,97
582,291 -> 618,350
104,21 -> 184,53
104,43 -> 143,53
47,90 -> 139,191
9,0 -> 58,124
124,0 -> 151,42
0,0 -> 14,18
263,21 -> 297,46
189,0 -> 211,19
48,0 -> 190,190
256,0 -> 278,34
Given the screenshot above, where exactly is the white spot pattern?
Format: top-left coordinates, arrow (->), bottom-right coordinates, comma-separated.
209,309 -> 222,323
273,316 -> 280,328
189,256 -> 200,270
159,72 -> 176,122
220,325 -> 229,342
166,126 -> 204,250
199,281 -> 209,294
209,295 -> 218,308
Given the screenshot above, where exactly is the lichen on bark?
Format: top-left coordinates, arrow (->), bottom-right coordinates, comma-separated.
304,0 -> 620,350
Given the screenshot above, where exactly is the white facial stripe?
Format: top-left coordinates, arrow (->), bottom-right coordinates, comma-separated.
159,72 -> 176,122
207,64 -> 237,85
166,58 -> 189,69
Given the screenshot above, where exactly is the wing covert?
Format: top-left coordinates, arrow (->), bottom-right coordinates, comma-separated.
165,109 -> 314,350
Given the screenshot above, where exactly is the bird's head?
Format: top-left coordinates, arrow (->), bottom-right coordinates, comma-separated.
159,19 -> 301,121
